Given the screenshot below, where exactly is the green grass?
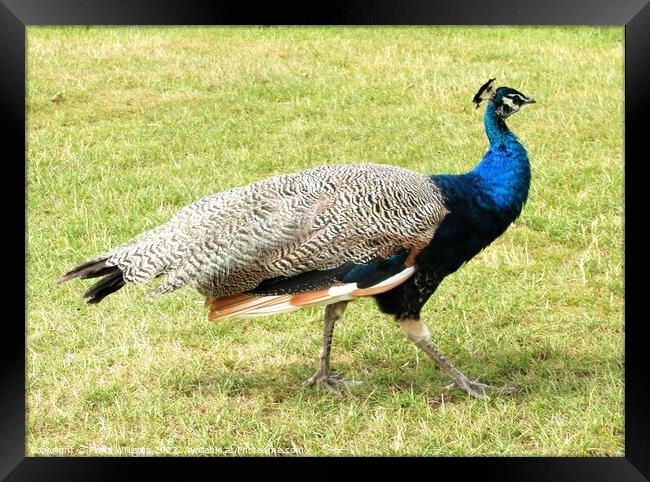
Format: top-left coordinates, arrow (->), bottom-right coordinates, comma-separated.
26,26 -> 624,456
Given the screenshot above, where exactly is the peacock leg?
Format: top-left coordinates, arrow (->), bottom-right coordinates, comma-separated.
304,301 -> 361,395
399,319 -> 514,400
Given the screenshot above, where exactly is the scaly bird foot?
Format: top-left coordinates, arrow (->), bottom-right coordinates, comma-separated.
304,371 -> 362,396
443,377 -> 515,400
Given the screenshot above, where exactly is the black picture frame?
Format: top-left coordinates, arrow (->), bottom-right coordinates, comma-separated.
5,0 -> 648,479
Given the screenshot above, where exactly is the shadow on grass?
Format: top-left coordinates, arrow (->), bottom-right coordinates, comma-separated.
154,339 -> 621,406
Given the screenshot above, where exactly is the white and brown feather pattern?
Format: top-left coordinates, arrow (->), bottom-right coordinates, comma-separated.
101,163 -> 449,299
205,265 -> 417,321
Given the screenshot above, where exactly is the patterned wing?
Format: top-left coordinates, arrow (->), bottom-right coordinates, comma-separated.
63,163 -> 449,308
177,164 -> 448,299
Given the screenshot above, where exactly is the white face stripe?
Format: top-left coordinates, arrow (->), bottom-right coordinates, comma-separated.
501,96 -> 519,109
505,93 -> 525,101
503,92 -> 532,110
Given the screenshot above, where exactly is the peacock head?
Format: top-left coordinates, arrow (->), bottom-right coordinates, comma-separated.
472,78 -> 536,119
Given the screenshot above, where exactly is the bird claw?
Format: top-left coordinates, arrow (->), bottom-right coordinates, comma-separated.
443,377 -> 515,400
304,371 -> 362,396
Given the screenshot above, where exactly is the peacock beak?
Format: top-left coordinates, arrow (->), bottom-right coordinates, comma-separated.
523,97 -> 536,105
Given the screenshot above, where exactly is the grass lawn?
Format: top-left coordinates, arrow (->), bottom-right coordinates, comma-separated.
26,26 -> 623,456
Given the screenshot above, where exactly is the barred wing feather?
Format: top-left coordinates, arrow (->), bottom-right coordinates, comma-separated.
61,163 -> 449,314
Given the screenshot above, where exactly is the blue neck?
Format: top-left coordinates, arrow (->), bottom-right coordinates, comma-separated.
466,102 -> 531,214
421,101 -> 532,277
483,102 -> 515,146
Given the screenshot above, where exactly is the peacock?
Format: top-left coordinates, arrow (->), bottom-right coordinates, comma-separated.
59,78 -> 536,399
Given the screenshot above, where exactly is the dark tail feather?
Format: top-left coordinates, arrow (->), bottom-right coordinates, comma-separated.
83,271 -> 126,304
58,257 -> 116,283
59,257 -> 126,304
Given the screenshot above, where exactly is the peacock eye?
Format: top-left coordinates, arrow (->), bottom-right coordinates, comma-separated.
505,93 -> 525,106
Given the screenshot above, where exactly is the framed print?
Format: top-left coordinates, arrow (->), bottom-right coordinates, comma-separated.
4,0 -> 648,479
